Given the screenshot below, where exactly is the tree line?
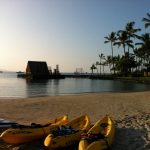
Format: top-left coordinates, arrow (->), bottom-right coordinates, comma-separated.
91,13 -> 150,77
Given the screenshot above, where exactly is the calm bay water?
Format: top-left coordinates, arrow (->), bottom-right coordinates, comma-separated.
0,72 -> 150,98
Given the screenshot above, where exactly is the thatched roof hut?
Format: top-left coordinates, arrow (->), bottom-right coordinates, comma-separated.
26,61 -> 49,79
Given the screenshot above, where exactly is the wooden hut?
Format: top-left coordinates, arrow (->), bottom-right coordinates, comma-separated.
26,61 -> 49,79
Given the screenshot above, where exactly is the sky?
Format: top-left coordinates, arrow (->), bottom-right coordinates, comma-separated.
0,0 -> 150,73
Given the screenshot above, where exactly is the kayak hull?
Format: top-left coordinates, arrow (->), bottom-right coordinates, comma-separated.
78,115 -> 115,150
0,115 -> 68,145
44,115 -> 91,149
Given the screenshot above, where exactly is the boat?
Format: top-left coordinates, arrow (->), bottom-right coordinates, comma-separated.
44,115 -> 91,149
0,115 -> 68,145
78,115 -> 115,150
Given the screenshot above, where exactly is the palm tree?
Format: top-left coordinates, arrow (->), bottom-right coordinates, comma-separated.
105,55 -> 113,73
136,33 -> 150,75
104,32 -> 117,74
95,62 -> 99,74
114,30 -> 134,76
90,64 -> 97,74
113,55 -> 121,74
99,53 -> 105,75
136,33 -> 150,46
136,33 -> 150,58
133,48 -> 143,74
125,22 -> 141,54
102,62 -> 107,74
114,31 -> 134,55
142,13 -> 150,29
114,54 -> 136,76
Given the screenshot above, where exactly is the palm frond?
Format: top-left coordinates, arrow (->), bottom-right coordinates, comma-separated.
147,13 -> 150,18
104,37 -> 109,40
113,42 -> 121,48
145,23 -> 150,28
133,28 -> 141,32
104,41 -> 109,44
117,30 -> 124,34
142,18 -> 150,22
136,35 -> 143,40
133,34 -> 141,39
135,42 -> 143,46
128,43 -> 134,49
126,40 -> 133,43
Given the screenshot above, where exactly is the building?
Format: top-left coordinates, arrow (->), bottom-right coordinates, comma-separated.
26,61 -> 50,79
25,61 -> 65,79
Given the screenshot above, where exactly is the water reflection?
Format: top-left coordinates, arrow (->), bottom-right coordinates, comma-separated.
48,79 -> 60,95
109,80 -> 147,92
89,79 -> 150,92
25,79 -> 49,97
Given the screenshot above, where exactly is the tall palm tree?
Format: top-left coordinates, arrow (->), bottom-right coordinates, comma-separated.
114,30 -> 134,75
104,32 -> 117,74
142,13 -> 150,29
125,22 -> 141,54
114,31 -> 134,55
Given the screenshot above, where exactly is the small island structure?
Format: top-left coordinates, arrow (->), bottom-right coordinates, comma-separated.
17,61 -> 65,79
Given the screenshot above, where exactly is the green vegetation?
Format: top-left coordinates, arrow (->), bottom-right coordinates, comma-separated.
91,13 -> 150,78
116,76 -> 150,83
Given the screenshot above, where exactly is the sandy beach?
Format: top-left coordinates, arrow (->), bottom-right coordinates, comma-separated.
0,91 -> 150,150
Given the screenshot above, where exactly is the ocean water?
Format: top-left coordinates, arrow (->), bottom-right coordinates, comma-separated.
0,72 -> 150,98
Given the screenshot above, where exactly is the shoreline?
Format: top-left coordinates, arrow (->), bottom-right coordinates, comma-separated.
0,91 -> 150,150
0,89 -> 150,100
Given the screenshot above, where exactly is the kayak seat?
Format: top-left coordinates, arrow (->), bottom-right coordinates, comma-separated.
51,126 -> 79,137
100,123 -> 108,128
81,133 -> 105,141
31,123 -> 51,128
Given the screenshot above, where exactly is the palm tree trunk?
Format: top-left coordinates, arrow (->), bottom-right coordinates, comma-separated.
123,45 -> 126,55
111,42 -> 115,74
128,37 -> 130,54
103,64 -> 105,74
100,58 -> 101,75
100,64 -> 101,75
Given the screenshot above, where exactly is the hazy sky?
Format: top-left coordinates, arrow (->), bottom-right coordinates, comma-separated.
0,0 -> 149,72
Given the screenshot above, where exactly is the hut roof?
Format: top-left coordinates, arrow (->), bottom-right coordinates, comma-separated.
27,61 -> 49,75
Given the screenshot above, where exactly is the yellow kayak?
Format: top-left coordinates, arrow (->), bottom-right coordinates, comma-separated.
44,115 -> 91,149
0,115 -> 68,145
78,115 -> 115,150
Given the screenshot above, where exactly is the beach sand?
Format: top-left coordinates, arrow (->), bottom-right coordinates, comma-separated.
0,91 -> 150,150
